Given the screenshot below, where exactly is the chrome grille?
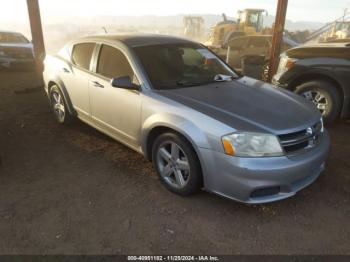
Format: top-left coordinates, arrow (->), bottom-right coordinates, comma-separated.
279,121 -> 323,154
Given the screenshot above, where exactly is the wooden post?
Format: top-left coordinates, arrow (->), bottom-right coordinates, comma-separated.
27,0 -> 45,72
267,0 -> 288,82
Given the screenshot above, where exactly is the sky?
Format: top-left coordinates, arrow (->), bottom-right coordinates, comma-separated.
0,0 -> 349,24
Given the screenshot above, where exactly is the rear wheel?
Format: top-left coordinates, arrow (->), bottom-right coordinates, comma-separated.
295,80 -> 342,125
49,85 -> 74,124
152,132 -> 202,196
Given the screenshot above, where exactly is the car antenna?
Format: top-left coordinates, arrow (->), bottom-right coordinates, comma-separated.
102,27 -> 108,34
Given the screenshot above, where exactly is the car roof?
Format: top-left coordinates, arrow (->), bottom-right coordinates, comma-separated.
78,33 -> 197,48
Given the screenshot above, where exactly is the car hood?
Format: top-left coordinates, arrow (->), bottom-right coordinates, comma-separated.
157,77 -> 321,134
286,45 -> 350,60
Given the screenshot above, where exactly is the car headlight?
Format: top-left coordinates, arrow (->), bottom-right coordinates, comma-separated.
222,132 -> 284,157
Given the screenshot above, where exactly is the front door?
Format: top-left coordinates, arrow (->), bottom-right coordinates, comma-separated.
89,44 -> 142,148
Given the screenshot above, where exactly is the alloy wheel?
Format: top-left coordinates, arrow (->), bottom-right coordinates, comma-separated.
302,90 -> 328,116
156,142 -> 191,189
51,90 -> 65,122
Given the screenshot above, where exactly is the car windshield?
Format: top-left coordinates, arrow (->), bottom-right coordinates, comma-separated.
133,43 -> 238,89
0,32 -> 29,44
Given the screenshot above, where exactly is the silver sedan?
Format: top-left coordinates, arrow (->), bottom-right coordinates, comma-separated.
43,34 -> 330,204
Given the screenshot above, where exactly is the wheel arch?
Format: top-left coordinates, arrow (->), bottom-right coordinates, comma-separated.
289,72 -> 345,114
143,122 -> 206,163
47,79 -> 77,117
289,73 -> 344,102
141,113 -> 211,175
144,124 -> 205,188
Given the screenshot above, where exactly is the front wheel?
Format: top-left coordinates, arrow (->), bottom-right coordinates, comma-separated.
295,80 -> 342,125
49,85 -> 74,124
152,133 -> 202,196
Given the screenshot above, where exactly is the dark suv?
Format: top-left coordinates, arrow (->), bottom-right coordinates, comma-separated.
273,43 -> 350,124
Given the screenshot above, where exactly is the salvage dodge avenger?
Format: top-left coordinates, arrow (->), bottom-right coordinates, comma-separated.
43,34 -> 330,204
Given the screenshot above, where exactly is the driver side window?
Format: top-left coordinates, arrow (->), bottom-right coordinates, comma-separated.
97,45 -> 134,80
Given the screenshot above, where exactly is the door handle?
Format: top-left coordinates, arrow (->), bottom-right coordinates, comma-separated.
91,81 -> 104,88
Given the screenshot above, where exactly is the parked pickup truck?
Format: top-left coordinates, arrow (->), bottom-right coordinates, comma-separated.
0,31 -> 35,71
273,42 -> 350,124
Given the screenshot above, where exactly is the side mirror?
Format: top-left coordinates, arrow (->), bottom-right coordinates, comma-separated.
111,76 -> 139,91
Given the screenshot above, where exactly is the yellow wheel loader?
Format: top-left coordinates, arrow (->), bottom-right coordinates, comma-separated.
205,9 -> 268,51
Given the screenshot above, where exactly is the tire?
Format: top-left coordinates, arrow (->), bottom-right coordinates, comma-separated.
49,85 -> 74,124
295,80 -> 342,125
152,132 -> 202,196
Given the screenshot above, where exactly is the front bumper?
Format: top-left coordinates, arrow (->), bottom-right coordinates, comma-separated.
199,131 -> 330,204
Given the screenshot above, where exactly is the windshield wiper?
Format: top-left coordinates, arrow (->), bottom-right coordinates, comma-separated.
175,75 -> 236,87
213,74 -> 234,82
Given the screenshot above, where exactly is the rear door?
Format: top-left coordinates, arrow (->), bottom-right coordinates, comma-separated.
65,42 -> 95,121
89,44 -> 142,148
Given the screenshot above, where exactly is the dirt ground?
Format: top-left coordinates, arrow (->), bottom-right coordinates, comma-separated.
0,71 -> 349,255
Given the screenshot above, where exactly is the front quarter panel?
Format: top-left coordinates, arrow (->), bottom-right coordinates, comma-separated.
141,90 -> 235,155
140,90 -> 236,190
43,55 -> 76,116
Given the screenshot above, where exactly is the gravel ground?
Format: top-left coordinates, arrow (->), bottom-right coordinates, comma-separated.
0,71 -> 349,255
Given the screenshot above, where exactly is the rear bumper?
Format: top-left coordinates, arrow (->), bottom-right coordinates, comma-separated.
0,57 -> 35,70
200,131 -> 330,204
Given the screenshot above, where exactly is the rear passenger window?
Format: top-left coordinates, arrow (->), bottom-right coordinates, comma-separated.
97,45 -> 134,79
71,43 -> 95,70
